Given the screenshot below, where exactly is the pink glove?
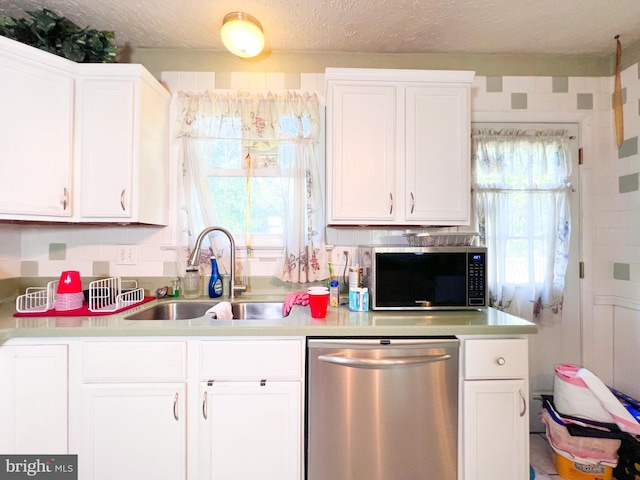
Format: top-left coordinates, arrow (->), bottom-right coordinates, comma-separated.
283,292 -> 309,316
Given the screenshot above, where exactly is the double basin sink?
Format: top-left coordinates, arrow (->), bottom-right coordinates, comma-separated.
125,301 -> 285,321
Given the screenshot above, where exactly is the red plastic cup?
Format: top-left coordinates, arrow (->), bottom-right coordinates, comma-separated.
308,290 -> 329,319
57,270 -> 82,294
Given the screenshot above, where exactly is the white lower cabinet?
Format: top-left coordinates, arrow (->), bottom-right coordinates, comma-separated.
77,341 -> 187,480
80,383 -> 186,480
199,381 -> 301,480
70,338 -> 304,480
195,339 -> 304,480
462,338 -> 529,480
0,344 -> 68,453
0,335 -> 533,480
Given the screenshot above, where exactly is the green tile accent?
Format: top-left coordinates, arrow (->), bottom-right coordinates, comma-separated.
577,93 -> 593,110
486,76 -> 503,92
614,262 -> 631,281
511,93 -> 528,109
552,77 -> 569,93
92,261 -> 110,277
214,71 -> 231,89
618,137 -> 638,159
20,261 -> 38,276
619,173 -> 639,193
49,243 -> 66,260
612,87 -> 628,107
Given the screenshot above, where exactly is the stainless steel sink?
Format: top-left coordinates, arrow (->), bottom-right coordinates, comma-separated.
124,301 -> 286,320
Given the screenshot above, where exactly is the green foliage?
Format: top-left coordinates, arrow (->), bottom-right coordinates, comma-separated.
0,8 -> 117,63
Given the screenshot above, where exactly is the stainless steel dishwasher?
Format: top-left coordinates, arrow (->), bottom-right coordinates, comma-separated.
307,337 -> 459,480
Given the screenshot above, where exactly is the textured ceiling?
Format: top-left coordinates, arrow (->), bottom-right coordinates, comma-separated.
1,0 -> 639,56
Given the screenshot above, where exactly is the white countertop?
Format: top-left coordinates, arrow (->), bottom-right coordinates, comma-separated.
0,295 -> 537,340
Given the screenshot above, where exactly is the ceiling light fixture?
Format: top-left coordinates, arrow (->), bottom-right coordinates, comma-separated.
221,12 -> 265,58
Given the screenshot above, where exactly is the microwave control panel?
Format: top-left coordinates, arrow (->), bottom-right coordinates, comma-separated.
467,252 -> 486,306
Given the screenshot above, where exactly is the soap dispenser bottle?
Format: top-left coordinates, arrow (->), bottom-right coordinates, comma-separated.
208,258 -> 223,298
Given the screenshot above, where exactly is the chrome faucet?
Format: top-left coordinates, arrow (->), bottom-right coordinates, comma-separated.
187,226 -> 246,300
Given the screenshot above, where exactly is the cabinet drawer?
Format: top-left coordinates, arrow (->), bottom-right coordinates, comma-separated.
464,338 -> 528,379
82,341 -> 186,382
200,339 -> 303,380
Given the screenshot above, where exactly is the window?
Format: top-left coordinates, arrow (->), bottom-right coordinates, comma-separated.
176,91 -> 328,283
471,127 -> 574,319
208,139 -> 284,242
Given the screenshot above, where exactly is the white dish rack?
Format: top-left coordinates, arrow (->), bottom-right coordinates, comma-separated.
16,277 -> 145,314
87,278 -> 144,313
15,280 -> 59,313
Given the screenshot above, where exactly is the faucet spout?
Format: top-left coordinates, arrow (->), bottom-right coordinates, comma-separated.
187,226 -> 246,300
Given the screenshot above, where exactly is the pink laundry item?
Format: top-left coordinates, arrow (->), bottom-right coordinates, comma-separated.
283,292 -> 309,316
540,409 -> 620,466
554,364 -> 640,435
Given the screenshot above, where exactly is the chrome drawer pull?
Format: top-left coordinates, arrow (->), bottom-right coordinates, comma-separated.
519,389 -> 527,417
203,391 -> 208,420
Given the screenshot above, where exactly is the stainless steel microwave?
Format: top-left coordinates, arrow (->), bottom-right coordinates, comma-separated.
360,246 -> 488,311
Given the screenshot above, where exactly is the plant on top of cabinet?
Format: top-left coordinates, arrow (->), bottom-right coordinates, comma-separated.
0,8 -> 117,63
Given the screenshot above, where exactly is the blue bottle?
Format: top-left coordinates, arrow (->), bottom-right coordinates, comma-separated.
208,258 -> 223,298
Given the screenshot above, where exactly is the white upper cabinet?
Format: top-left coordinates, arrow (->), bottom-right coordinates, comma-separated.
77,66 -> 170,224
0,36 -> 74,219
0,35 -> 170,225
326,68 -> 474,226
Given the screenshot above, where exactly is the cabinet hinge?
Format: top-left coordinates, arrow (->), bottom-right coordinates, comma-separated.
207,380 -> 214,386
579,262 -> 585,279
260,379 -> 267,386
578,148 -> 583,165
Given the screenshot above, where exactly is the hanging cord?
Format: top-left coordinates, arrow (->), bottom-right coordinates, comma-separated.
341,250 -> 349,294
244,149 -> 253,257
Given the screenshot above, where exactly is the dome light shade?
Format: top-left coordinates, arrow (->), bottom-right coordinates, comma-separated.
221,12 -> 265,58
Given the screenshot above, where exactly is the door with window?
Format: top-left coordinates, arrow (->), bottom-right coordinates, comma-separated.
472,122 -> 581,431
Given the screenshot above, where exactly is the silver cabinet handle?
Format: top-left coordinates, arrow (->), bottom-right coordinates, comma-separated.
173,392 -> 179,421
410,192 -> 415,214
496,356 -> 506,366
62,188 -> 69,210
318,353 -> 451,369
519,389 -> 527,417
389,193 -> 393,214
203,391 -> 208,420
120,189 -> 126,211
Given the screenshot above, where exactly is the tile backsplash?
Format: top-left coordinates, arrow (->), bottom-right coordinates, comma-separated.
1,62 -> 639,304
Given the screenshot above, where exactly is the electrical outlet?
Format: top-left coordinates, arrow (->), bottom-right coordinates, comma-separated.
116,245 -> 138,265
332,247 -> 352,266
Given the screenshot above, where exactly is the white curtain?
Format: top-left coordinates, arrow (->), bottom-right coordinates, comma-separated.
175,91 -> 329,283
472,129 -> 572,322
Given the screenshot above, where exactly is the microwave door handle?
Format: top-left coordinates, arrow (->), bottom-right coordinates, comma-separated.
317,353 -> 451,369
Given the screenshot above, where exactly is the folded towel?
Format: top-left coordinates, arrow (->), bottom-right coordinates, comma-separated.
283,292 -> 309,316
206,302 -> 233,320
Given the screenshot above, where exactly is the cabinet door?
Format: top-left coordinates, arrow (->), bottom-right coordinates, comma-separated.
199,381 -> 301,480
0,49 -> 73,218
81,383 -> 186,480
405,85 -> 470,224
327,82 -> 397,224
0,345 -> 68,453
78,78 -> 134,218
463,379 -> 529,480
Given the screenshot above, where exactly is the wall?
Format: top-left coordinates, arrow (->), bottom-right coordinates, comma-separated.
593,60 -> 640,398
3,45 -> 640,400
